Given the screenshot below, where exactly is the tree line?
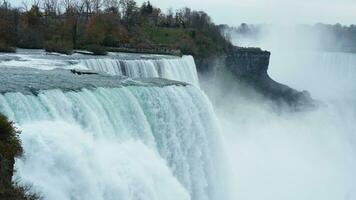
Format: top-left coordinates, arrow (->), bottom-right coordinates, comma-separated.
0,0 -> 232,57
313,23 -> 356,53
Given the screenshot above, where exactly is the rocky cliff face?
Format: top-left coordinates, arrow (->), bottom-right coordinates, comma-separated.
196,47 -> 315,109
225,47 -> 270,79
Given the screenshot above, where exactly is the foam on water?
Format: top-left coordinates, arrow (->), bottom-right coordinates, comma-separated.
0,50 -> 199,87
80,56 -> 199,86
0,86 -> 230,200
200,51 -> 356,200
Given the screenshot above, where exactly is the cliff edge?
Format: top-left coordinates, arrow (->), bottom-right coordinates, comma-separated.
196,46 -> 315,109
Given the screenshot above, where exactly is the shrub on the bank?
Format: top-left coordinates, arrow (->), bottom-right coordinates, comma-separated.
85,45 -> 108,55
0,183 -> 42,200
44,39 -> 73,55
0,41 -> 16,53
0,114 -> 22,158
0,114 -> 41,200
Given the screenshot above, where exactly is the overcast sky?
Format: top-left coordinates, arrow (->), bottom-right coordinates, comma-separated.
10,0 -> 356,26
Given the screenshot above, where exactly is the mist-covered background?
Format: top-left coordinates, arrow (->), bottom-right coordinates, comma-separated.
199,18 -> 356,200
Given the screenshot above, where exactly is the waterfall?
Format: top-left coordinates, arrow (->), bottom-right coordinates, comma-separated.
269,51 -> 356,99
80,56 -> 199,86
0,51 -> 200,87
0,85 -> 230,200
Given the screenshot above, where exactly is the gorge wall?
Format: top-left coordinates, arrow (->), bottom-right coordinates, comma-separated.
196,47 -> 314,109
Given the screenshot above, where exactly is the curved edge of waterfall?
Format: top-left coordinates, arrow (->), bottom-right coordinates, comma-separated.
0,50 -> 200,87
0,85 -> 232,200
0,67 -> 191,95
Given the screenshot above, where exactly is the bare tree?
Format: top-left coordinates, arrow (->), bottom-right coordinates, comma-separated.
31,0 -> 41,7
104,0 -> 119,9
91,0 -> 103,13
80,0 -> 92,19
62,0 -> 75,11
21,1 -> 29,11
1,0 -> 10,8
119,0 -> 138,27
43,0 -> 59,15
182,7 -> 191,27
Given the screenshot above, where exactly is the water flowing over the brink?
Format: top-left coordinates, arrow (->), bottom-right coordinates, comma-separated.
0,50 -> 200,87
269,51 -> 356,99
0,85 -> 230,200
80,56 -> 200,87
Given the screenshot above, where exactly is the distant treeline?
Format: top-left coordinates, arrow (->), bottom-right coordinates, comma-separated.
312,23 -> 356,52
0,0 -> 231,57
222,23 -> 356,53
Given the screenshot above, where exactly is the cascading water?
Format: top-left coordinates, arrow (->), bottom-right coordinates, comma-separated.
0,85 -> 230,200
0,49 -> 230,199
79,56 -> 199,86
0,50 -> 199,87
269,51 -> 356,99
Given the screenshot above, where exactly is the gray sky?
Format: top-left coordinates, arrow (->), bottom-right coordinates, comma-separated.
10,0 -> 356,26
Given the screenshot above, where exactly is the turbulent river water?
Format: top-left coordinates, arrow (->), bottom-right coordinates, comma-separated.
1,48 -> 355,200
0,50 -> 229,200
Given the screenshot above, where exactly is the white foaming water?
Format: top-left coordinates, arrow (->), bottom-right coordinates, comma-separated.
201,51 -> 356,200
80,56 -> 199,86
0,51 -> 199,87
218,28 -> 356,200
0,86 -> 229,200
0,53 -> 73,70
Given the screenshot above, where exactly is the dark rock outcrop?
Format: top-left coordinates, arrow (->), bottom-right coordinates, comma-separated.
0,116 -> 20,191
226,47 -> 314,108
0,114 -> 40,200
70,69 -> 99,75
196,46 -> 315,109
225,47 -> 270,79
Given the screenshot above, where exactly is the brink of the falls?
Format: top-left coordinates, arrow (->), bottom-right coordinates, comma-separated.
0,51 -> 231,200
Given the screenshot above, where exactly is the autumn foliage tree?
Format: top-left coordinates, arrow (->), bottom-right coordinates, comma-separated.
0,0 -> 232,57
17,5 -> 44,48
0,1 -> 18,51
